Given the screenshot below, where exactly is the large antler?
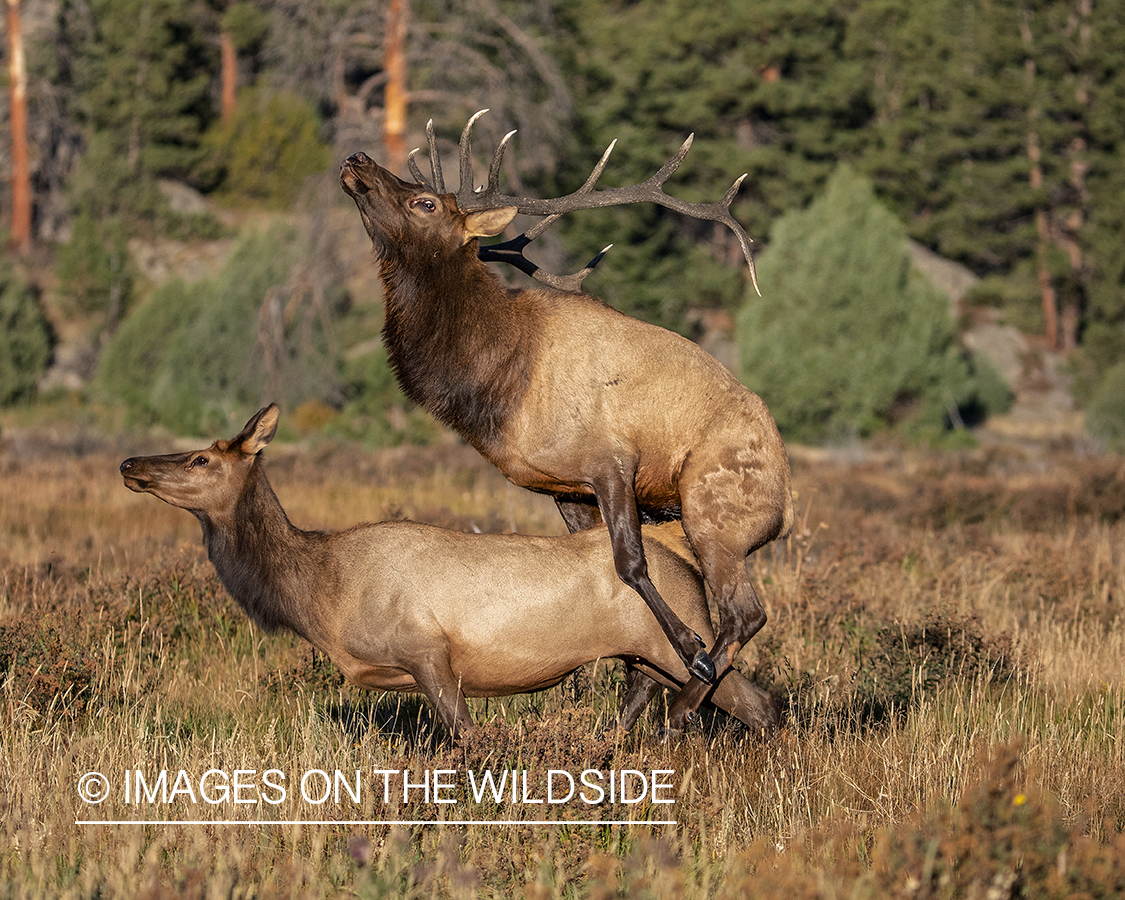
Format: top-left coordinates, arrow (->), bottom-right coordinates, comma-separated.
408,110 -> 760,295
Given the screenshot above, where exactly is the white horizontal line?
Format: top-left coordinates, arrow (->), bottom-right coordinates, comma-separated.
76,819 -> 677,827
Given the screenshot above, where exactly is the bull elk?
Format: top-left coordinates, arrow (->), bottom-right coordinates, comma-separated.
339,112 -> 793,731
119,404 -> 778,742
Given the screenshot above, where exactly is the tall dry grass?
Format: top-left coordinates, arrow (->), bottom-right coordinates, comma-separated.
2,434 -> 1123,897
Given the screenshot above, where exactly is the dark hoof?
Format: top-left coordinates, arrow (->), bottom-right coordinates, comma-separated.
655,725 -> 683,744
690,649 -> 716,684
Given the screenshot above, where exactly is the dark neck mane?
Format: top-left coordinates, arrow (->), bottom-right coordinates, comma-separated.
196,461 -> 333,641
378,242 -> 541,456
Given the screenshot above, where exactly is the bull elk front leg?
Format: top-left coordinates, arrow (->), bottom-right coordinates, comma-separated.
590,463 -> 716,685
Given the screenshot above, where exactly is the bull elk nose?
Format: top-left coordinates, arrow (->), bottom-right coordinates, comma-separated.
341,153 -> 373,195
120,458 -> 135,473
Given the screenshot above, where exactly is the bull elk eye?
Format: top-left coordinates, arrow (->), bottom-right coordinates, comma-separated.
410,198 -> 437,213
190,455 -> 209,468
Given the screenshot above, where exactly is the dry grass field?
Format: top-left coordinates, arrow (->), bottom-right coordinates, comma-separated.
2,424 -> 1124,898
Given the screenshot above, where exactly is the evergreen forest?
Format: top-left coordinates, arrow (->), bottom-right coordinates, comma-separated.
1,0 -> 1123,446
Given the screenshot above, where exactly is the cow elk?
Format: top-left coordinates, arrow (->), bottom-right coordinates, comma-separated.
119,404 -> 778,742
339,113 -> 793,731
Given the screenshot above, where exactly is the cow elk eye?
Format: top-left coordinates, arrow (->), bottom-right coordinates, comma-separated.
411,198 -> 437,212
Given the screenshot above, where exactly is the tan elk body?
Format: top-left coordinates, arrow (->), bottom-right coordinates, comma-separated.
340,114 -> 793,729
120,404 -> 778,741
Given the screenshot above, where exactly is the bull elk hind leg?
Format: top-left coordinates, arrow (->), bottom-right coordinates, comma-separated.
619,656 -> 779,736
665,444 -> 790,730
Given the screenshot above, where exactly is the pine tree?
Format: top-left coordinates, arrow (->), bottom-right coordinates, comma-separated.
737,165 -> 979,444
60,0 -> 217,226
552,0 -> 871,329
850,0 -> 1117,355
0,258 -> 51,406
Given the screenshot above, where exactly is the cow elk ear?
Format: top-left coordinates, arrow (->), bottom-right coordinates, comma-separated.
235,404 -> 280,456
463,207 -> 517,242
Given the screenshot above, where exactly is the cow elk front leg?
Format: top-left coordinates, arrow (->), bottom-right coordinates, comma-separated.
412,656 -> 476,744
593,467 -> 716,685
614,666 -> 663,733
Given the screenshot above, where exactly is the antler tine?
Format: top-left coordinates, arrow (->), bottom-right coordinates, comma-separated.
653,171 -> 761,296
522,212 -> 563,243
406,148 -> 427,188
479,235 -> 613,292
427,119 -> 445,193
407,119 -> 445,193
578,139 -> 618,192
458,109 -> 490,196
644,134 -> 694,189
725,175 -> 761,296
486,130 -> 518,197
557,244 -> 613,292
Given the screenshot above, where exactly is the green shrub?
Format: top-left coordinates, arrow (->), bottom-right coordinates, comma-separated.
325,343 -> 443,446
1085,360 -> 1125,450
97,225 -> 341,435
55,212 -> 134,325
96,277 -> 205,426
964,350 -> 1014,424
738,165 -> 990,444
0,258 -> 52,406
198,88 -> 330,207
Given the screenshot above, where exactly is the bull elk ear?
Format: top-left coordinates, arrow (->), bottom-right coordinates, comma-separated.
234,404 -> 280,456
463,207 -> 517,243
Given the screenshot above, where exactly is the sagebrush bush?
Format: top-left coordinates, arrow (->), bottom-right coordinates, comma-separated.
738,165 -> 994,444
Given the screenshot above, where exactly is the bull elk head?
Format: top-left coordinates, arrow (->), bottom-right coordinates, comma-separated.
402,109 -> 760,294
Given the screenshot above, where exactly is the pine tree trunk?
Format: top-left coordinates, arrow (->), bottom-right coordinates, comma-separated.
383,0 -> 408,168
1058,0 -> 1093,353
6,0 -> 31,252
1021,12 -> 1058,349
220,31 -> 237,125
